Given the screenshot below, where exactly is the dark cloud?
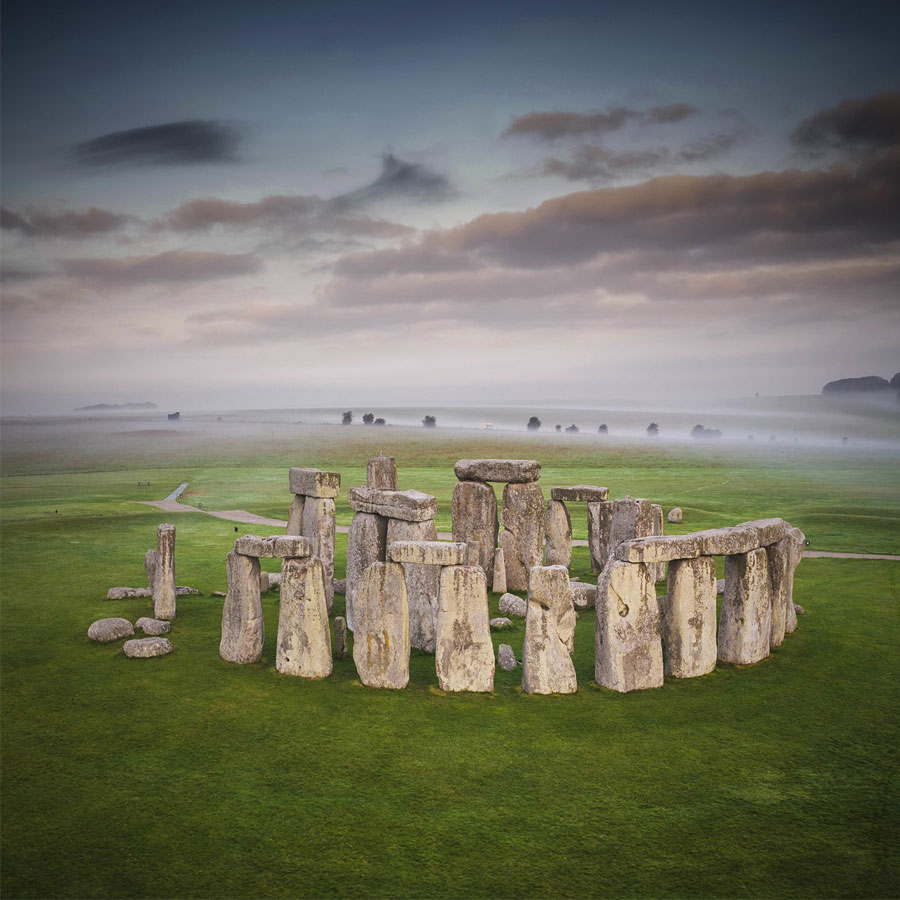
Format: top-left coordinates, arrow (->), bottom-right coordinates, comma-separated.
73,120 -> 241,167
1,205 -> 131,238
542,145 -> 670,182
677,130 -> 744,162
62,249 -> 262,284
334,153 -> 457,206
792,91 -> 900,153
504,103 -> 699,141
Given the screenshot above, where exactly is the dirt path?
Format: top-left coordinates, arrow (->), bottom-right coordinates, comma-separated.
137,493 -> 899,561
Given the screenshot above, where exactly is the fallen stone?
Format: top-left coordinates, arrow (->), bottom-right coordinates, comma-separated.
695,525 -> 760,556
88,617 -> 134,642
436,565 -> 494,692
334,616 -> 348,658
718,548 -> 772,665
454,458 -> 541,484
367,453 -> 398,490
490,617 -> 513,630
491,547 -> 507,594
123,637 -> 173,658
333,578 -> 346,595
587,501 -> 612,573
667,507 -> 683,524
388,540 -> 467,567
346,512 -> 387,632
794,603 -> 805,615
451,480 -> 498,581
595,560 -> 664,692
144,549 -> 157,591
348,487 -> 437,522
106,587 -> 152,600
544,499 -> 572,568
616,534 -> 704,564
571,581 -> 597,610
219,551 -> 263,664
303,496 -> 336,612
550,485 -> 609,503
135,616 -> 171,636
498,592 -> 527,617
175,586 -> 199,596
387,518 -> 441,653
288,467 -> 341,499
660,556 -> 717,678
498,644 -> 517,670
286,494 -> 304,535
153,523 -> 177,621
499,481 -> 545,591
522,566 -> 577,694
353,562 -> 409,689
276,557 -> 332,678
234,534 -> 311,559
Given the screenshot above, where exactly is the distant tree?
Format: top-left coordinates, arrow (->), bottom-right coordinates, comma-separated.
691,424 -> 722,440
374,417 -> 386,426
555,424 -> 562,433
423,415 -> 437,428
598,423 -> 608,434
342,410 -> 353,425
647,422 -> 659,437
526,416 -> 541,431
565,424 -> 579,433
362,413 -> 375,425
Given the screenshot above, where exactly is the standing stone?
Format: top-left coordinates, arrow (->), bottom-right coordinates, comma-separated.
345,512 -> 387,633
544,499 -> 572,568
367,453 -> 398,490
333,616 -> 348,658
651,503 -> 666,582
766,536 -> 792,648
587,502 -> 611,574
499,481 -> 545,591
451,480 -> 498,583
492,548 -> 507,594
610,499 -> 655,552
522,565 -> 577,694
144,549 -> 158,591
387,517 -> 440,653
352,562 -> 409,689
661,556 -> 717,678
436,565 -> 494,692
276,557 -> 332,678
595,560 -> 664,692
303,497 -> 336,613
259,570 -> 270,593
220,551 -> 263,664
784,528 -> 805,634
286,494 -> 304,535
667,507 -> 683,524
153,523 -> 176,621
498,644 -> 517,671
718,548 -> 772,665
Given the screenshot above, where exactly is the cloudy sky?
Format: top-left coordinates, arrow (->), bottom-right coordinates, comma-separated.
2,0 -> 898,414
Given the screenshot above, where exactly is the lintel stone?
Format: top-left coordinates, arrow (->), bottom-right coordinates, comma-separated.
288,467 -> 341,498
234,534 -> 311,559
388,540 -> 467,566
348,487 -> 437,522
550,485 -> 609,503
453,459 -> 540,483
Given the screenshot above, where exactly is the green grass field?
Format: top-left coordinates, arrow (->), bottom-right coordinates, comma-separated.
2,424 -> 898,898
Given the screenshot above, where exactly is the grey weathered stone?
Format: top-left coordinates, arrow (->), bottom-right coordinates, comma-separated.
144,549 -> 158,591
436,565 -> 494,692
88,617 -> 134,642
587,501 -> 612,573
498,644 -> 517,670
333,616 -> 348,658
784,527 -> 805,634
595,560 -> 664,692
550,485 -> 609,503
219,551 -> 263,664
571,581 -> 597,610
491,548 -> 507,594
388,540 -> 467,566
367,453 -> 398,490
651,503 -> 666,581
498,593 -> 527,617
175,586 -> 199,596
466,540 -> 481,567
718,548 -> 772,665
499,481 -> 545,591
794,604 -> 805,616
348,487 -> 437,522
212,591 -> 226,597
544,499 -> 572,567
153,523 -> 177,621
490,617 -> 513,630
303,497 -> 336,612
616,534 -> 704,564
135,616 -> 171,636
522,565 -> 577,694
259,570 -> 270,593
766,536 -> 792,649
695,525 -> 759,557
454,458 -> 540,484
660,556 -> 717,678
451,480 -> 498,582
286,494 -> 304,535
333,578 -> 346,595
276,557 -> 332,678
106,587 -> 152,600
742,518 -> 789,547
610,498 -> 655,553
667,507 -> 683,524
288,467 -> 340,499
387,518 -> 440,653
123,637 -> 172,658
233,534 -> 311,559
716,578 -> 725,594
352,562 -> 409,689
268,572 -> 282,587
345,512 -> 387,633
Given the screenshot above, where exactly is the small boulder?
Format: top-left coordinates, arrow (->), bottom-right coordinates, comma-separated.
498,644 -> 517,670
106,587 -> 151,600
175,586 -> 200,595
212,591 -> 226,597
498,593 -> 527,617
333,578 -> 347,595
123,637 -> 173,658
667,507 -> 683,524
490,617 -> 513,630
135,617 -> 171,636
88,618 -> 134,642
794,603 -> 805,615
716,578 -> 725,594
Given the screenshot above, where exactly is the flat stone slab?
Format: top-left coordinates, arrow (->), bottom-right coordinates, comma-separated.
490,617 -> 513,630
288,467 -> 341,499
348,487 -> 437,522
106,587 -> 151,600
388,540 -> 467,566
123,637 -> 173,658
695,525 -> 760,556
742,518 -> 789,546
88,618 -> 134,642
550,485 -> 609,502
616,534 -> 704,564
175,586 -> 200,595
454,459 -> 540,483
135,617 -> 171,636
234,534 -> 311,559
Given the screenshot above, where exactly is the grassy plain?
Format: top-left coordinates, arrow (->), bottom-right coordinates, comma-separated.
1,422 -> 898,898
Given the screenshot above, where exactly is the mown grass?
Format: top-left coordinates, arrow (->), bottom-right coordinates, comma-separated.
1,428 -> 899,898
